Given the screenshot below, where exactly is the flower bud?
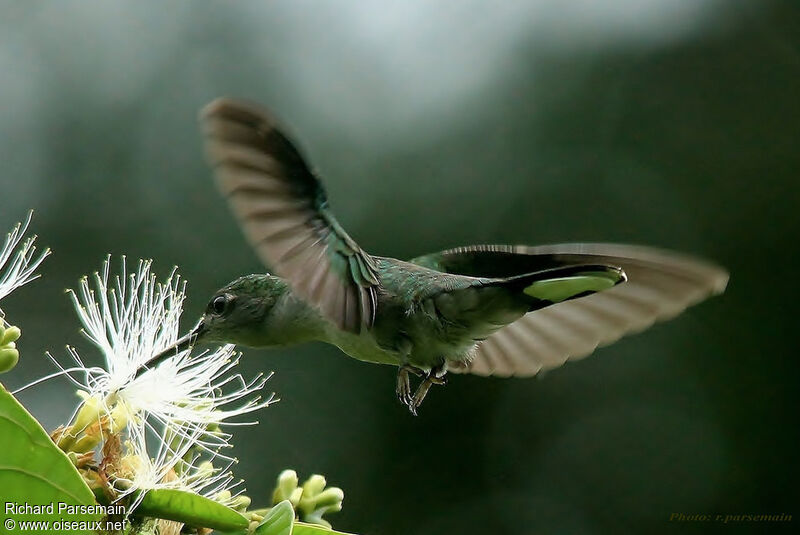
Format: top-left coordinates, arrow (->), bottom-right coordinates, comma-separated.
0,347 -> 19,373
109,402 -> 129,433
56,427 -> 77,451
0,325 -> 21,345
72,432 -> 101,454
215,490 -> 232,503
72,394 -> 103,433
302,474 -> 327,497
289,487 -> 303,506
296,474 -> 343,527
314,487 -> 344,510
272,469 -> 299,505
230,494 -> 251,512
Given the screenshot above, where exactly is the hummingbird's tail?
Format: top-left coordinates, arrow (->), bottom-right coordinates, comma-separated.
430,264 -> 626,343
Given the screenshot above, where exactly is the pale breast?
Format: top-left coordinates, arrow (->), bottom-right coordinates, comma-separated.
326,326 -> 403,366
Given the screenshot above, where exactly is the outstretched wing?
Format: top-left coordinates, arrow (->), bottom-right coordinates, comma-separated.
412,244 -> 728,377
200,98 -> 379,332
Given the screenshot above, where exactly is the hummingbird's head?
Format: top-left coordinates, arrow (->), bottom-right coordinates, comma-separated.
144,274 -> 290,369
139,273 -> 327,377
194,273 -> 290,347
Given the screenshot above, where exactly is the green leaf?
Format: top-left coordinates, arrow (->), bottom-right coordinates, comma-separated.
0,383 -> 99,534
254,500 -> 294,535
293,521 -> 357,535
133,488 -> 249,531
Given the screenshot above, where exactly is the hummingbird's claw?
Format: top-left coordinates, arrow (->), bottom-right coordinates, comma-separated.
396,366 -> 414,409
397,364 -> 448,416
409,380 -> 431,415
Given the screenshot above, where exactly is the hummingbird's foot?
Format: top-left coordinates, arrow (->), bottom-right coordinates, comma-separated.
396,366 -> 416,407
407,366 -> 448,416
428,374 -> 447,386
405,365 -> 426,378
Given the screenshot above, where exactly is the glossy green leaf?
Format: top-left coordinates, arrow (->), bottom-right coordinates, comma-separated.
0,383 -> 99,534
254,500 -> 294,535
293,521 -> 357,535
133,488 -> 249,531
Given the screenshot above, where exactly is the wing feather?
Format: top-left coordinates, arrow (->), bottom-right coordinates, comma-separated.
421,243 -> 728,377
201,98 -> 378,332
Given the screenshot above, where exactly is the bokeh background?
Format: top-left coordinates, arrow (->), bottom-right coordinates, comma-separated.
1,1 -> 798,533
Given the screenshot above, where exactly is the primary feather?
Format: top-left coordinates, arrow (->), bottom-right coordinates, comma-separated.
201,98 -> 379,333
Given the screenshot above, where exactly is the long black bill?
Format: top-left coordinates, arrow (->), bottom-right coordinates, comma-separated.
134,318 -> 208,378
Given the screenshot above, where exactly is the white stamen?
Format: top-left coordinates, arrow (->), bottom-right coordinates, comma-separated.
36,255 -> 274,501
0,211 -> 50,317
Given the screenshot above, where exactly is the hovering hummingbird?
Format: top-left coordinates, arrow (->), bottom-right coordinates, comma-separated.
149,98 -> 728,415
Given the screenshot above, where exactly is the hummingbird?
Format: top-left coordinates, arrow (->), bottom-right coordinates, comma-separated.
148,98 -> 728,415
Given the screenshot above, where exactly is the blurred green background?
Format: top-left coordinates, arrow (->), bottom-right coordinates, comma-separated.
1,1 -> 798,533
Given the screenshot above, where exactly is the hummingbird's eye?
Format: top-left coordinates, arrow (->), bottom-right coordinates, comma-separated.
211,295 -> 230,315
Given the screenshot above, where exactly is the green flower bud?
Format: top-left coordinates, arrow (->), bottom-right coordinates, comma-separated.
0,325 -> 21,345
56,392 -> 103,451
72,432 -> 101,454
301,474 -> 327,498
247,509 -> 268,523
270,470 -> 344,527
191,460 -> 215,481
272,469 -> 299,505
206,421 -> 222,434
55,428 -> 76,451
297,474 -> 344,527
313,487 -> 344,510
289,487 -> 303,506
109,402 -> 129,433
0,347 -> 19,373
230,494 -> 251,512
72,394 -> 103,433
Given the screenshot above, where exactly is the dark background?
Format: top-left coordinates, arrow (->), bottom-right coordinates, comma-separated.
1,1 -> 798,533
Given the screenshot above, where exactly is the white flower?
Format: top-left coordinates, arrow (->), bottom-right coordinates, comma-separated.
18,255 -> 276,510
0,211 -> 50,312
69,256 -> 186,390
54,256 -> 274,451
14,254 -> 272,510
116,420 -> 239,511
